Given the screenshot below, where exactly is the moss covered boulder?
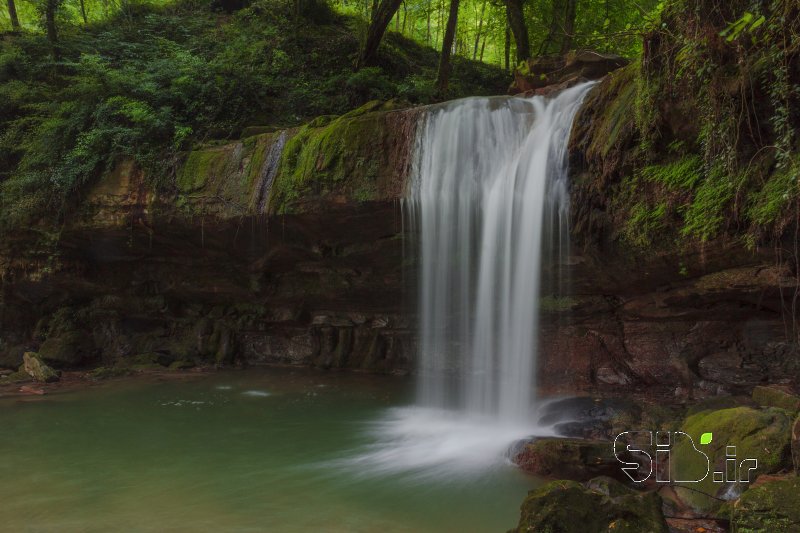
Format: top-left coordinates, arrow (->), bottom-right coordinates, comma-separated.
673,407 -> 793,514
38,331 -> 95,368
513,438 -> 625,481
752,386 -> 800,414
22,352 -> 60,383
511,478 -> 668,533
731,477 -> 800,532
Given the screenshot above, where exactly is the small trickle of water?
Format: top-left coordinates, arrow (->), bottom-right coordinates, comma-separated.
406,83 -> 595,423
254,131 -> 287,214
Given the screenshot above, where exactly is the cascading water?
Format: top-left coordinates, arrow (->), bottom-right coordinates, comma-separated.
407,82 -> 595,423
345,83 -> 595,477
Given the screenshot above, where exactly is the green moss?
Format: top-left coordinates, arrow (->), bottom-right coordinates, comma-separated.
732,477 -> 800,532
748,158 -> 799,229
681,164 -> 742,241
673,407 -> 793,514
269,101 -> 398,214
539,295 -> 577,312
624,201 -> 667,248
639,155 -> 703,190
177,149 -> 229,193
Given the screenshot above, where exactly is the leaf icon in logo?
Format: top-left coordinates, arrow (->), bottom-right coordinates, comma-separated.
700,432 -> 713,445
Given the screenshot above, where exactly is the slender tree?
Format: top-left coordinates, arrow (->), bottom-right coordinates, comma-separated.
435,0 -> 460,96
7,0 -> 20,29
357,0 -> 404,69
504,0 -> 529,62
504,21 -> 510,71
79,0 -> 88,24
43,0 -> 60,58
560,0 -> 577,53
472,0 -> 487,60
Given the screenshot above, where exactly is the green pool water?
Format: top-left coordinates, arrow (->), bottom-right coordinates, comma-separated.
0,369 -> 538,532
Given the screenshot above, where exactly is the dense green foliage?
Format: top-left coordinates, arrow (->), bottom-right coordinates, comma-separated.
609,0 -> 800,247
337,0 -> 660,68
0,0 -> 505,229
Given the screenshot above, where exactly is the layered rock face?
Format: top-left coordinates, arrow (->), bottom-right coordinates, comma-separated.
0,101 -> 418,374
0,75 -> 797,398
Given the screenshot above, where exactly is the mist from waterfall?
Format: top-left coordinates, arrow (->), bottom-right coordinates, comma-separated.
406,83 -> 595,423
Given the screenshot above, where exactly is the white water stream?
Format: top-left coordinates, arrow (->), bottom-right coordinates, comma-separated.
351,83 -> 596,476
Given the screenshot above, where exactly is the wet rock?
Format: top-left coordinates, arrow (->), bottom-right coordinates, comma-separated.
38,331 -> 96,368
511,477 -> 668,533
2,370 -> 32,383
731,476 -> 800,531
22,352 -> 60,383
752,385 -> 800,414
87,366 -> 132,380
513,437 -> 625,481
510,50 -> 629,95
673,407 -> 793,515
169,360 -> 196,370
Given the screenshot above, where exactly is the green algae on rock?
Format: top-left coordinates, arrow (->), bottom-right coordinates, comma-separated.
511,478 -> 668,533
731,477 -> 800,532
22,352 -> 60,383
673,407 -> 793,514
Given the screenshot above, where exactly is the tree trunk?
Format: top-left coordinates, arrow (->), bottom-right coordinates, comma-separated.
504,0 -> 529,63
504,21 -> 510,72
472,0 -> 486,60
479,33 -> 486,62
560,0 -> 577,54
7,0 -> 20,29
435,0 -> 460,96
45,0 -> 59,58
79,0 -> 88,24
425,0 -> 431,44
357,0 -> 404,69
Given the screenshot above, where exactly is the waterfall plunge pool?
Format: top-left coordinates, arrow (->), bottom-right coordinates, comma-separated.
0,368 -> 542,532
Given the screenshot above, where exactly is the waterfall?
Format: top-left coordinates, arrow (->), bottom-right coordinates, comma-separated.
407,82 -> 595,423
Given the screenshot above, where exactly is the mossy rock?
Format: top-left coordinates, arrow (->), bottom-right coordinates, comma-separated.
731,477 -> 800,532
2,370 -> 32,383
22,352 -> 60,383
132,352 -> 172,367
168,360 -> 196,370
752,386 -> 800,415
87,366 -> 132,380
511,478 -> 668,533
38,331 -> 95,368
673,407 -> 793,514
514,438 -> 624,481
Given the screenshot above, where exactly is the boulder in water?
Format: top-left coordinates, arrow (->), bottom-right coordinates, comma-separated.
511,477 -> 668,532
22,352 -> 60,383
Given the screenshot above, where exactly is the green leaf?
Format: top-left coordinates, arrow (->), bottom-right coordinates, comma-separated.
700,432 -> 713,445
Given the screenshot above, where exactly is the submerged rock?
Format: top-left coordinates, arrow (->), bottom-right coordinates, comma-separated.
511,477 -> 668,533
22,352 -> 60,383
731,477 -> 800,531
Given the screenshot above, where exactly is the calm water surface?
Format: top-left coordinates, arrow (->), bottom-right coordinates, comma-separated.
0,369 -> 537,532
